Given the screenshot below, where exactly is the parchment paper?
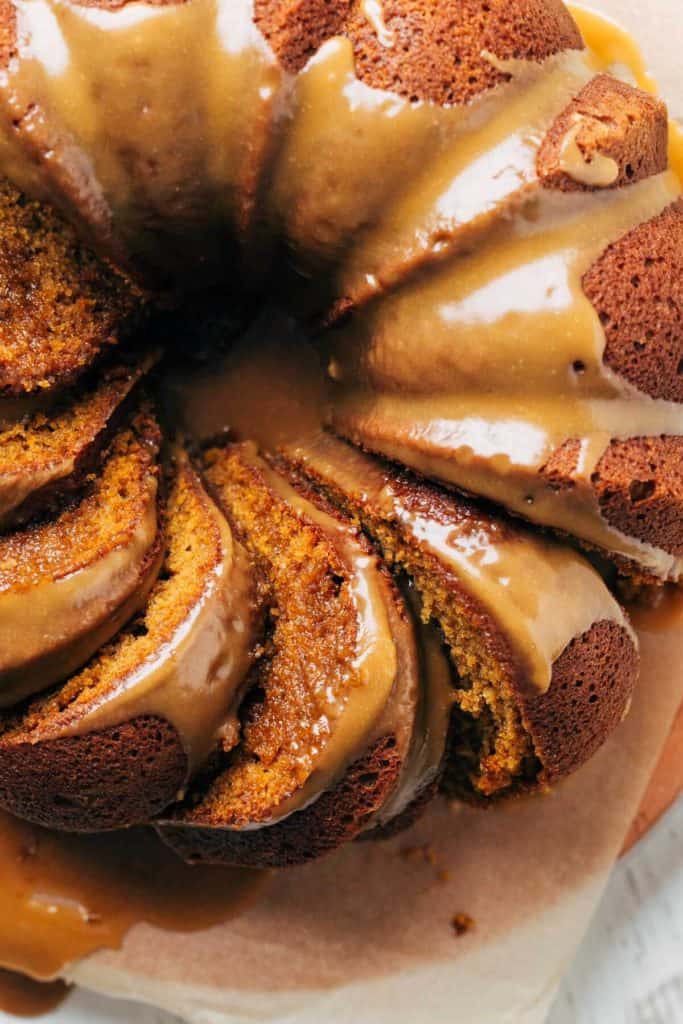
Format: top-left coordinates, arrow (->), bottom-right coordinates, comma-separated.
67,4 -> 683,1021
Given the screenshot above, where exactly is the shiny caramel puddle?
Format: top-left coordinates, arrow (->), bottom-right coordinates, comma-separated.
0,811 -> 268,1015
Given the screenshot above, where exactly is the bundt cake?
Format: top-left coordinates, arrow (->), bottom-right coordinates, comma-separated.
0,0 -> 676,876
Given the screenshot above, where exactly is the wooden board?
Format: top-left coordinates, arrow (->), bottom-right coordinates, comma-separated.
624,701 -> 683,853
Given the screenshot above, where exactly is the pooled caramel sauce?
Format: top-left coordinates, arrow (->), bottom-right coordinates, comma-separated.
0,972 -> 68,1018
0,809 -> 267,983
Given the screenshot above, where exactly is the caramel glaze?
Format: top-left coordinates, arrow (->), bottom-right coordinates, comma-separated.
0,1 -> 587,291
327,168 -> 681,582
325,13 -> 682,582
362,593 -> 454,833
0,971 -> 68,1018
170,317 -> 632,829
0,809 -> 266,982
174,313 -> 633,693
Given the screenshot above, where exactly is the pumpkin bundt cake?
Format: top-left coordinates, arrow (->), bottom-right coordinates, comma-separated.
157,435 -> 637,867
0,448 -> 260,831
0,0 -> 675,873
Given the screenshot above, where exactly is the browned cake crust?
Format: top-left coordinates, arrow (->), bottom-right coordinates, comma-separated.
542,434 -> 683,575
441,619 -> 638,801
0,181 -> 143,398
542,203 -> 683,570
519,619 -> 638,787
538,75 -> 668,191
0,448 -> 262,832
333,205 -> 683,577
159,735 -> 402,868
255,0 -> 582,103
0,455 -> 235,831
584,201 -> 683,403
390,488 -> 638,800
0,353 -> 155,531
0,715 -> 185,832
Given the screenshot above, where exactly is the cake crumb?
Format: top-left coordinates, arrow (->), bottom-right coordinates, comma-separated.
400,844 -> 451,883
451,912 -> 475,937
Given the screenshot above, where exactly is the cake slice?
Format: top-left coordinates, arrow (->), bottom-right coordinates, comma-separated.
0,448 -> 261,831
0,181 -> 144,407
0,351 -> 157,531
0,408 -> 163,708
282,434 -> 639,803
159,441 -> 423,868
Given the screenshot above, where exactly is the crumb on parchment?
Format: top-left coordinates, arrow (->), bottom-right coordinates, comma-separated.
451,912 -> 475,938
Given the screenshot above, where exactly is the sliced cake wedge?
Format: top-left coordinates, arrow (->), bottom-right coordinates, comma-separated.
0,408 -> 163,708
159,441 -> 424,868
0,448 -> 260,831
282,433 -> 639,803
0,352 -> 157,531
